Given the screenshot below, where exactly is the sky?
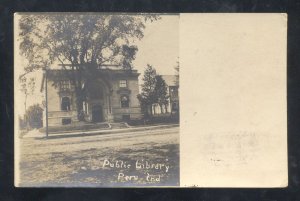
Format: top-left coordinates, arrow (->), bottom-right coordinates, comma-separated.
133,15 -> 179,76
15,14 -> 179,116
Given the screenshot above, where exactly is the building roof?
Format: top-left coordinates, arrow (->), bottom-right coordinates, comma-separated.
161,75 -> 178,87
40,67 -> 140,92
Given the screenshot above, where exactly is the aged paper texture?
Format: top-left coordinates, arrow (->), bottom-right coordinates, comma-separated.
14,13 -> 287,187
14,13 -> 179,187
180,13 -> 287,187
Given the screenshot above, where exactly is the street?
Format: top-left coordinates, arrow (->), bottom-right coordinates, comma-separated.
17,126 -> 179,187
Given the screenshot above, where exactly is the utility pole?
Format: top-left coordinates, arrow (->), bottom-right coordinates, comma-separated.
44,68 -> 49,138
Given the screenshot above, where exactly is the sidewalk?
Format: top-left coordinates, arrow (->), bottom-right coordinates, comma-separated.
23,124 -> 179,139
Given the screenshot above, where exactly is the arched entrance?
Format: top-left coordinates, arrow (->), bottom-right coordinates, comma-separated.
92,105 -> 103,122
85,78 -> 113,122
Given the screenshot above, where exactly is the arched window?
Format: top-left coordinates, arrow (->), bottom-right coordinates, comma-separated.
61,97 -> 71,111
120,95 -> 129,108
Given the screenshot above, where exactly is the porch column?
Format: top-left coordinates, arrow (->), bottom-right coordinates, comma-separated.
44,68 -> 49,138
106,91 -> 114,122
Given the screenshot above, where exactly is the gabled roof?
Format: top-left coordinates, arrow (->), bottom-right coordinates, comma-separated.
161,75 -> 178,87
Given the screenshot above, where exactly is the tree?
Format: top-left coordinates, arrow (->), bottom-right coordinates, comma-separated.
20,77 -> 35,112
137,64 -> 158,116
18,14 -> 159,119
18,116 -> 27,130
174,60 -> 179,86
137,94 -> 149,118
138,65 -> 170,116
24,104 -> 43,129
154,75 -> 169,113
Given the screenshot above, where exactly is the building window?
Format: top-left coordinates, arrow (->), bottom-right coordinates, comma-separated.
122,115 -> 130,122
61,97 -> 71,111
119,80 -> 127,88
120,95 -> 129,108
172,102 -> 178,112
60,80 -> 70,91
62,118 -> 71,125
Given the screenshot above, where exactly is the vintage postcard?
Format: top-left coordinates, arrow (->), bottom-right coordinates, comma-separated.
14,13 -> 287,187
14,13 -> 179,187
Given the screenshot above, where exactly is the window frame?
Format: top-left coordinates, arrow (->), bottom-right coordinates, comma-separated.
61,96 -> 71,111
119,80 -> 127,88
120,95 -> 130,108
122,115 -> 131,122
62,118 -> 72,125
60,80 -> 70,91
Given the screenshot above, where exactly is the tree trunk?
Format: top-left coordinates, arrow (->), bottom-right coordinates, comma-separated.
75,87 -> 84,121
24,94 -> 29,129
72,65 -> 86,121
149,105 -> 153,116
159,104 -> 163,114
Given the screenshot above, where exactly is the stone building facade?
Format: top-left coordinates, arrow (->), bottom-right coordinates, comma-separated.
40,68 -> 142,126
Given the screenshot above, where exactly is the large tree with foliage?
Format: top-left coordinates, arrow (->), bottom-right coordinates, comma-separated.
20,76 -> 35,112
18,14 -> 159,119
137,64 -> 169,116
154,75 -> 169,113
137,64 -> 157,116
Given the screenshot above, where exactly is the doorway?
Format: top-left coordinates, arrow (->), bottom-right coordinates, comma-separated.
92,105 -> 103,122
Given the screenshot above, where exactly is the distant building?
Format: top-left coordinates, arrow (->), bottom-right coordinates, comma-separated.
152,75 -> 179,115
40,67 -> 142,126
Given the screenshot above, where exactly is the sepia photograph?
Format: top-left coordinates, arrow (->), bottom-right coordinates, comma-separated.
14,13 -> 179,187
1,0 -> 297,199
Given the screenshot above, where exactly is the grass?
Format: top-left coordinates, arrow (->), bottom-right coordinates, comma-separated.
39,121 -> 110,133
38,116 -> 179,134
128,114 -> 179,126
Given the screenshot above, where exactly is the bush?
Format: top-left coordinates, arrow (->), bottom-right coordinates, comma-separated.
24,104 -> 43,129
